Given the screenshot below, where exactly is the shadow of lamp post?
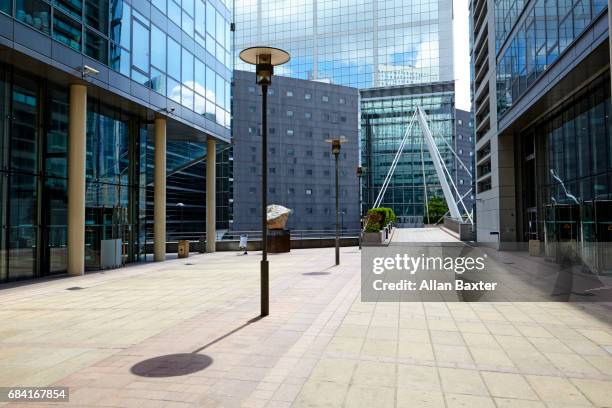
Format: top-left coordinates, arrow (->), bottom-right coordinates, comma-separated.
239,47 -> 290,317
325,136 -> 347,266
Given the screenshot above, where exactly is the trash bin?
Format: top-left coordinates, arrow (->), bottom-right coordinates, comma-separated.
178,240 -> 190,258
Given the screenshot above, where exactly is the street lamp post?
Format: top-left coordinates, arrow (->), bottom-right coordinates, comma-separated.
239,47 -> 290,317
356,166 -> 364,249
176,202 -> 185,239
325,137 -> 347,265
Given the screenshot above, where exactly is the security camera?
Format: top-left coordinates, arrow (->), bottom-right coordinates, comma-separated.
81,65 -> 99,77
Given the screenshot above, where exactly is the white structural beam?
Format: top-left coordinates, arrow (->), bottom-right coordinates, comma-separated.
416,106 -> 463,220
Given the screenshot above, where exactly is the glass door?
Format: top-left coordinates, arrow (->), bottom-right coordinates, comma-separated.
7,78 -> 39,280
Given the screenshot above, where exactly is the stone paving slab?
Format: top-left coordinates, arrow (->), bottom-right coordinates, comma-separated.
0,247 -> 611,407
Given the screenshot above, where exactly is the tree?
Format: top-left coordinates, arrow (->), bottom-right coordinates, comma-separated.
425,196 -> 448,224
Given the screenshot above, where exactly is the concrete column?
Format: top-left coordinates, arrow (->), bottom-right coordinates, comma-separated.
67,84 -> 87,276
154,117 -> 167,261
206,139 -> 216,253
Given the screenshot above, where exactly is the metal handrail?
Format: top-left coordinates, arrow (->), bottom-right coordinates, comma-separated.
153,229 -> 361,242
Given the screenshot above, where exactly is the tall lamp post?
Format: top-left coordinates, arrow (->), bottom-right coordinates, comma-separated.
325,137 -> 347,265
356,166 -> 364,249
239,47 -> 290,317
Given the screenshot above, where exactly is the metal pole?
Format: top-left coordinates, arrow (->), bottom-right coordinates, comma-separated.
335,152 -> 340,265
261,84 -> 269,317
358,173 -> 362,250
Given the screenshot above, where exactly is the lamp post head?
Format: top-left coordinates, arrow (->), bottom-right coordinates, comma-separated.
239,47 -> 290,86
356,166 -> 365,177
325,136 -> 347,156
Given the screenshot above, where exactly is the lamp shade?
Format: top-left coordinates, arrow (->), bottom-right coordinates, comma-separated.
239,47 -> 290,66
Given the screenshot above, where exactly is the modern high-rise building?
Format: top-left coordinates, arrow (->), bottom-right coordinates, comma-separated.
471,0 -> 611,271
234,0 -> 470,222
234,0 -> 454,89
0,0 -> 232,281
232,70 -> 360,232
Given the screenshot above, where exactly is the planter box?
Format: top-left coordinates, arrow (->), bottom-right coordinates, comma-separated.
362,231 -> 384,244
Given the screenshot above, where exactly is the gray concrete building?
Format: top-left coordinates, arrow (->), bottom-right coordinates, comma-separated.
454,109 -> 475,214
232,70 -> 360,233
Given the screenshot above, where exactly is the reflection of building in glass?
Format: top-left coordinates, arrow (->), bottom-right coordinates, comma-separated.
232,70 -> 360,232
471,0 -> 612,273
234,0 -> 454,89
454,109 -> 475,213
0,0 -> 231,282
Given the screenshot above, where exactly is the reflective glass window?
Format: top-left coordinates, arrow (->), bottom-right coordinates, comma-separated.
216,10 -> 224,48
85,29 -> 108,64
167,38 -> 181,80
216,73 -> 224,109
53,11 -> 82,50
183,0 -> 194,15
110,44 -> 130,75
151,25 -> 166,70
206,66 -> 215,103
17,0 -> 51,34
151,68 -> 166,95
167,77 -> 181,102
1,0 -> 11,14
54,0 -> 81,21
110,0 -> 130,49
206,2 -> 215,35
132,19 -> 149,73
168,0 -> 181,26
183,11 -> 194,37
152,0 -> 165,13
195,58 -> 205,93
182,48 -> 194,88
195,0 -> 205,34
85,0 -> 108,34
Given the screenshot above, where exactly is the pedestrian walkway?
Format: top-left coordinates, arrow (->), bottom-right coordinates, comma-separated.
0,248 -> 611,407
391,227 -> 460,243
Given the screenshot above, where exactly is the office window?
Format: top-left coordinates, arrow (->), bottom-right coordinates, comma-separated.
458,119 -> 463,125
152,0 -> 166,13
269,147 -> 275,154
195,58 -> 205,92
151,26 -> 166,70
323,170 -> 330,176
306,208 -> 313,214
249,187 -> 256,193
248,106 -> 256,113
85,0 -> 108,34
85,29 -> 108,64
269,168 -> 275,174
286,90 -> 293,97
269,187 -> 276,193
288,188 -> 295,194
287,129 -> 294,136
323,152 -> 330,158
182,48 -> 194,87
322,95 -> 329,102
305,93 -> 311,100
248,86 -> 255,93
288,168 -> 295,175
305,112 -> 312,119
53,10 -> 81,50
55,0 -> 81,21
306,150 -> 313,157
306,169 -> 313,175
305,189 -> 312,195
132,19 -> 149,73
168,1 -> 181,25
287,110 -> 293,118
339,97 -> 345,104
110,0 -> 130,49
287,148 -> 295,156
110,44 -> 130,75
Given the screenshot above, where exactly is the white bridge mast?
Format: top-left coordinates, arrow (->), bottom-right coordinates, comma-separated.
372,106 -> 469,222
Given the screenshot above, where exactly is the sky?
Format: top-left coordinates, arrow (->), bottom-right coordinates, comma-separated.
453,0 -> 472,111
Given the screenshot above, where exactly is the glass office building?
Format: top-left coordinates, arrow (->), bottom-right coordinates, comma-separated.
0,0 -> 232,281
234,0 -> 454,89
234,0 -> 464,221
472,0 -> 611,272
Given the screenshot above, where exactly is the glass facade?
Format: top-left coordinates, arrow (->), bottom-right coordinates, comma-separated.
520,73 -> 612,274
234,0 -> 454,88
361,85 -> 455,218
0,0 -> 232,128
495,0 -> 606,116
0,64 -> 150,282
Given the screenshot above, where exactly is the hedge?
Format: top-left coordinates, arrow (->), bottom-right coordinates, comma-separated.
365,207 -> 397,231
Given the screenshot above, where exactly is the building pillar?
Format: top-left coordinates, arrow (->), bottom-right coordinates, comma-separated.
206,139 -> 216,253
67,84 -> 87,276
154,117 -> 167,261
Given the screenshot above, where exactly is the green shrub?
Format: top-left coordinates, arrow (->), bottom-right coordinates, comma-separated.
365,208 -> 397,231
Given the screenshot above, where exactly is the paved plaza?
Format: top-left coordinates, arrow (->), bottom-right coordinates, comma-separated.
0,246 -> 612,407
